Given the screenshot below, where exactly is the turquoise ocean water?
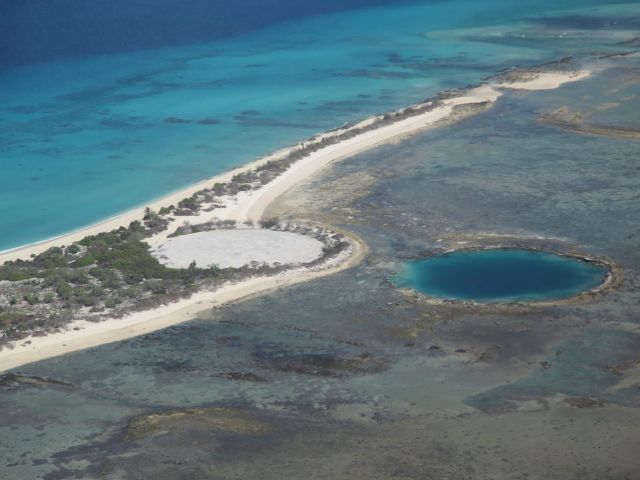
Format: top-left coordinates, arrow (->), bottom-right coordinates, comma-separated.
0,0 -> 634,250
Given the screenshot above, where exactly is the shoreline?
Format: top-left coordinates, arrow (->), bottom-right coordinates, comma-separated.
0,67 -> 592,372
0,70 -> 591,264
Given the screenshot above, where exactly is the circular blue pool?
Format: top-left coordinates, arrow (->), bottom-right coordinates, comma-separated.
395,249 -> 608,302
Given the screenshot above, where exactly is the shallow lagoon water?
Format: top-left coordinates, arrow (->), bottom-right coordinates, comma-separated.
396,249 -> 608,302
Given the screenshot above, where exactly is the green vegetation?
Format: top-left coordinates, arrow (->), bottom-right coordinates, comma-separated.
0,221 -> 222,343
0,216 -> 349,345
168,219 -> 237,238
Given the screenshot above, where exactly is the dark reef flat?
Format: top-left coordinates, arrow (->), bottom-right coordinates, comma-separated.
539,110 -> 640,139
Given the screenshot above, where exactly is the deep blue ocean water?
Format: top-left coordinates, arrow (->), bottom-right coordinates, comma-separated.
0,0 -> 635,250
395,249 -> 608,301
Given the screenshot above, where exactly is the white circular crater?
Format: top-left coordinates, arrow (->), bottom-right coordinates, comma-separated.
151,229 -> 324,269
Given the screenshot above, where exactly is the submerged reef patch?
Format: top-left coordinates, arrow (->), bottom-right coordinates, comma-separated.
0,372 -> 75,390
123,407 -> 272,442
252,343 -> 388,377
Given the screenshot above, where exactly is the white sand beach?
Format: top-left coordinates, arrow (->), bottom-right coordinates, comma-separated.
0,68 -> 592,371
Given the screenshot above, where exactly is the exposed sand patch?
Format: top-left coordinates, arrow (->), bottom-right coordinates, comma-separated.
498,70 -> 591,90
152,230 -> 324,269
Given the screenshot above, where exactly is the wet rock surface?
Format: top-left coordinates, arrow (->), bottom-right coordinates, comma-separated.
0,373 -> 75,390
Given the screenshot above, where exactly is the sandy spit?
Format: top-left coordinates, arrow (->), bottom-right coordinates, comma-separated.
0,69 -> 590,371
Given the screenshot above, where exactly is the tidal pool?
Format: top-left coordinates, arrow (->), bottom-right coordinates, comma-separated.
396,249 -> 608,302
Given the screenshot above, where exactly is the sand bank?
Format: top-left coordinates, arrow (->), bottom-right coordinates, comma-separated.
497,70 -> 591,90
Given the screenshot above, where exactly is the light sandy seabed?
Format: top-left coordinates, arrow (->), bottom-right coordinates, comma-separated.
0,70 -> 590,371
